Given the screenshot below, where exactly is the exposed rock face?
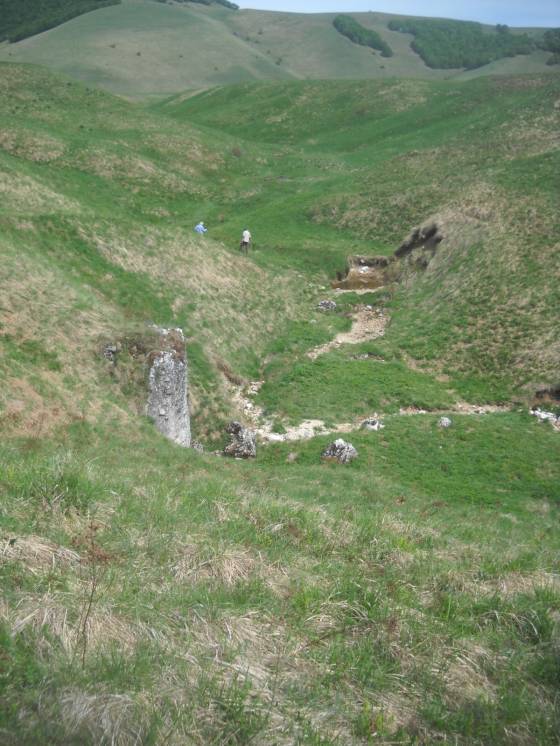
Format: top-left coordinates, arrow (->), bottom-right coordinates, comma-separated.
322,439 -> 358,464
438,416 -> 452,428
146,328 -> 191,448
332,221 -> 445,290
224,421 -> 257,459
395,222 -> 443,259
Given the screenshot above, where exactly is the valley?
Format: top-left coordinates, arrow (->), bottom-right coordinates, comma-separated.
0,6 -> 559,742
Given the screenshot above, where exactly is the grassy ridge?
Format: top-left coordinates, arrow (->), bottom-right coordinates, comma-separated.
0,63 -> 318,441
0,1 -> 554,97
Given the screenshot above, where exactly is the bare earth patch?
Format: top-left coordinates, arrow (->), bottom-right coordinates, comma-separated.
307,306 -> 388,360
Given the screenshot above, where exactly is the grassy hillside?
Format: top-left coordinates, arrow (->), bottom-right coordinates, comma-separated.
1,63 -> 560,744
0,0 -> 120,43
0,1 -> 554,97
0,62 -> 319,442
161,74 -> 560,403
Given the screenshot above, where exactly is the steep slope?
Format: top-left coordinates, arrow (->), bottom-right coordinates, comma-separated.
164,75 -> 560,403
0,0 -> 554,97
1,63 -> 560,746
0,63 -> 312,440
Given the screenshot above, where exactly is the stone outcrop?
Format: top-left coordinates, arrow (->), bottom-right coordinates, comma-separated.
332,220 -> 445,290
146,328 -> 191,448
321,439 -> 358,464
395,222 -> 443,259
224,421 -> 257,459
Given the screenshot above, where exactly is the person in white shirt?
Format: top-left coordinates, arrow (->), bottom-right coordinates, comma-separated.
240,229 -> 251,254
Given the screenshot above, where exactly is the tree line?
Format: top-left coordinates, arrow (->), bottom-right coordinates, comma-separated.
387,18 -> 534,70
333,15 -> 393,58
542,28 -> 560,65
163,0 -> 239,8
0,0 -> 120,42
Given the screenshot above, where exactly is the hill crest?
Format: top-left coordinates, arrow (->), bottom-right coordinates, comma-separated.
0,0 -> 555,98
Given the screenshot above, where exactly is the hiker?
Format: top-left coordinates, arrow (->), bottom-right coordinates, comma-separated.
240,228 -> 251,254
194,221 -> 207,234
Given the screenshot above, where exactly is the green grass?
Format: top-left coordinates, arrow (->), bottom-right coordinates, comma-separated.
1,413 -> 559,743
0,1 -> 553,98
166,74 -> 560,399
260,348 -> 456,422
1,60 -> 560,743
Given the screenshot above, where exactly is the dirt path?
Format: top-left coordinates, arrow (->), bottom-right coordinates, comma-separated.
308,307 -> 388,360
226,298 -> 510,444
228,379 -> 510,444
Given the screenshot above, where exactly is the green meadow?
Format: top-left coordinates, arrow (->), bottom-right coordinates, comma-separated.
0,50 -> 559,745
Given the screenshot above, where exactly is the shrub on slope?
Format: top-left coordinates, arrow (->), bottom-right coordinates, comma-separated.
333,14 -> 393,57
542,27 -> 560,65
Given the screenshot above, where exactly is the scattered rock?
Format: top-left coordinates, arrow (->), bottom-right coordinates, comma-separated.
438,417 -> 452,428
286,452 -> 299,463
351,352 -> 386,361
530,408 -> 560,431
322,439 -> 358,464
317,300 -> 337,311
191,441 -> 204,453
361,417 -> 384,432
224,421 -> 257,459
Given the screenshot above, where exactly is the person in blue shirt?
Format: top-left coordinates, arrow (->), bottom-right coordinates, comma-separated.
194,221 -> 207,234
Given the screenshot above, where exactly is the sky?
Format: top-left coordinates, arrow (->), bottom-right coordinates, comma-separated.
239,1 -> 560,27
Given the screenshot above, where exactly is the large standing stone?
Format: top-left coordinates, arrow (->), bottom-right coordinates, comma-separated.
322,439 -> 358,464
146,328 -> 191,448
224,421 -> 257,459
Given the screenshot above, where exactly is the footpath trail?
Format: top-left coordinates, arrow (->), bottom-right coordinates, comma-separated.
307,306 -> 388,360
228,302 -> 511,443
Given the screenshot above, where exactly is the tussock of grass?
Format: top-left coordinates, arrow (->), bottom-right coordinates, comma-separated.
1,413 -> 559,742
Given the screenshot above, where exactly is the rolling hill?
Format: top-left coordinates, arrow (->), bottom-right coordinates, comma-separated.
1,32 -> 559,746
0,0 -> 555,98
0,0 -> 119,43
